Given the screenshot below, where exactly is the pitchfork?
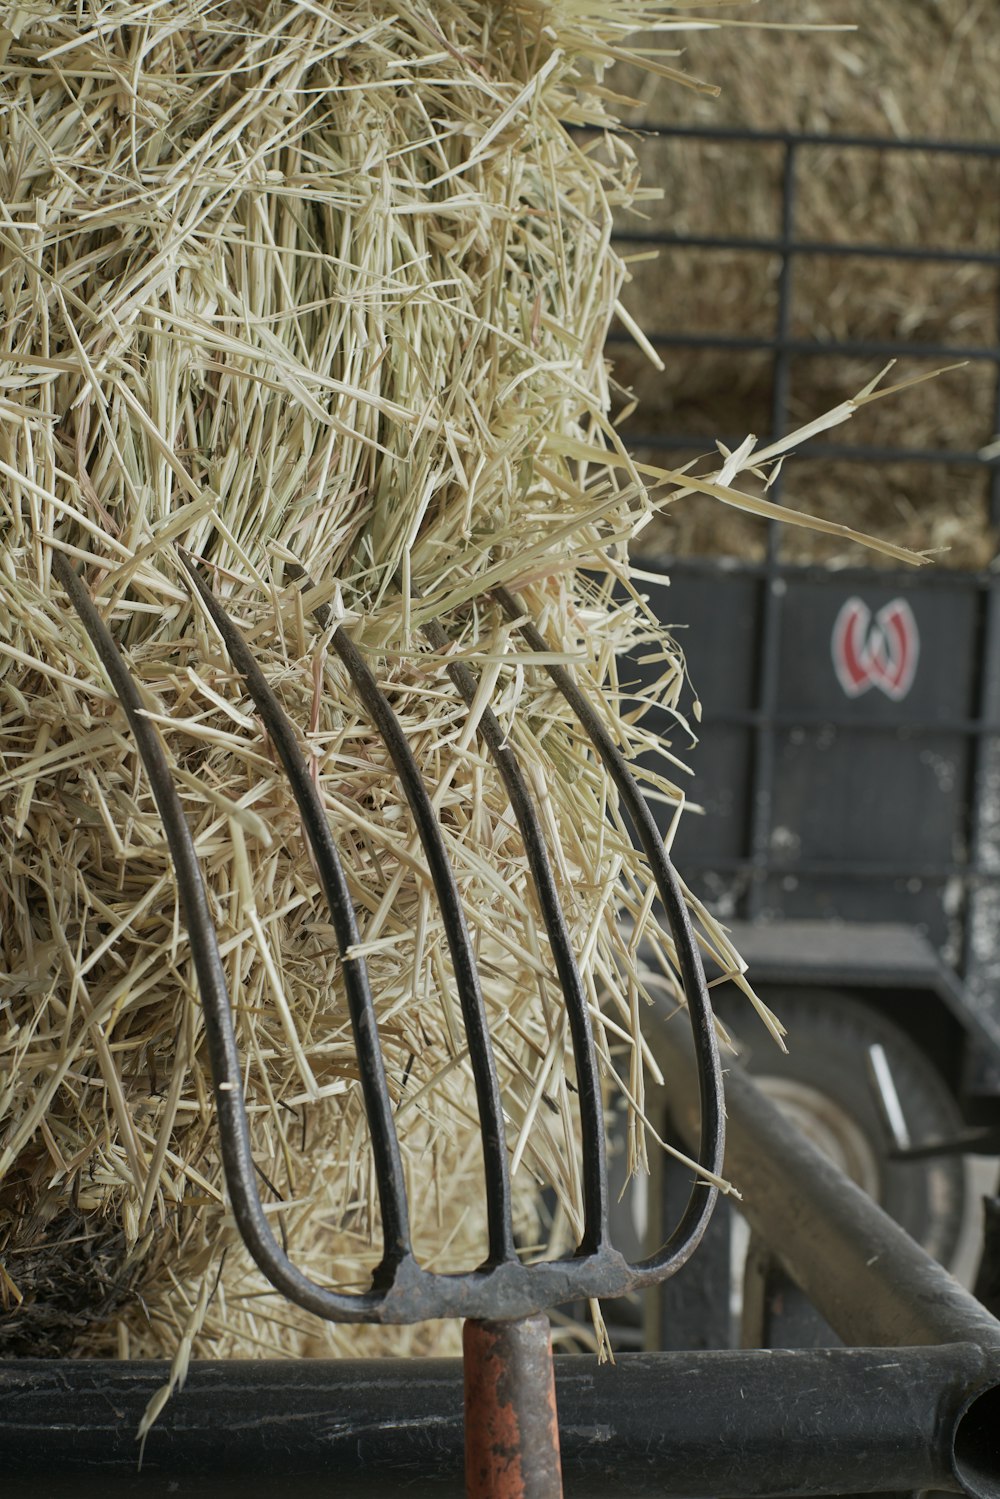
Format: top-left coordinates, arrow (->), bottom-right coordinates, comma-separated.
53,549 -> 725,1498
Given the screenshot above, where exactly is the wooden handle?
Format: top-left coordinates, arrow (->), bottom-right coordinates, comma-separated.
463,1314 -> 563,1498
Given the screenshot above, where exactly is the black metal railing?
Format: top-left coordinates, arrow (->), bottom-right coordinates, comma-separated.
608,122 -> 1000,521
606,124 -> 1000,929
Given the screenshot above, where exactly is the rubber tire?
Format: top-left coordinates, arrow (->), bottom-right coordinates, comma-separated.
714,988 -> 969,1269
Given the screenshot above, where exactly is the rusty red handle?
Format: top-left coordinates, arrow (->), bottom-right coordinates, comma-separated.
463,1313 -> 563,1498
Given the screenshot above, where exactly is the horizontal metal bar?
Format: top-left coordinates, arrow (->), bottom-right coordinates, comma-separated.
671,855 -> 1000,885
626,433 -> 996,468
2,1346 -> 997,1498
607,328 -> 1000,365
634,553 -> 1000,590
615,228 -> 1000,267
642,708 -> 1000,735
578,119 -> 1000,157
650,1001 -> 1000,1351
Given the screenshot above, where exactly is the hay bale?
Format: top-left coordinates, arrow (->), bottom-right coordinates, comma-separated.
1,2 -> 761,1366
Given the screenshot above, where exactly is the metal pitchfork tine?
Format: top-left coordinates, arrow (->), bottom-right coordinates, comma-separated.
53,548 -> 725,1499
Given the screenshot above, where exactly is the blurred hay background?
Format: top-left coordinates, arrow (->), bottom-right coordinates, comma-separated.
611,0 -> 1000,567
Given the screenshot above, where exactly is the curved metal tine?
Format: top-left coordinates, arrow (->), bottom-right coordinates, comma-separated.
282,570 -> 518,1267
493,586 -> 725,1282
325,626 -> 518,1268
420,614 -> 611,1258
52,551 -> 386,1321
175,550 -> 413,1281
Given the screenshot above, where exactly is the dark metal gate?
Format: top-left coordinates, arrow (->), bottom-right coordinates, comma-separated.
608,122 -> 1000,519
609,123 -> 1000,1052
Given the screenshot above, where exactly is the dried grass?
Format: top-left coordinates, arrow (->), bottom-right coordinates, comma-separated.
0,0 -> 925,1377
0,1 -> 777,1366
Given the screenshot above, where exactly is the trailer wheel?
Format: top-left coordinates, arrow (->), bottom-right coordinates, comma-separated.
715,989 -> 969,1269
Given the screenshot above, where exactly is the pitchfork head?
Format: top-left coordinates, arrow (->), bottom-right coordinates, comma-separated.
54,549 -> 724,1326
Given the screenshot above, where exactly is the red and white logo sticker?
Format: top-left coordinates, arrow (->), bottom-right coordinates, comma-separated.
831,597 -> 919,701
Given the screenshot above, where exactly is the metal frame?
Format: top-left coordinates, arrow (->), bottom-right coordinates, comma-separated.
637,554 -> 1000,922
4,1345 -> 997,1498
608,123 -> 1000,510
612,124 -> 1000,940
5,1015 -> 1000,1497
